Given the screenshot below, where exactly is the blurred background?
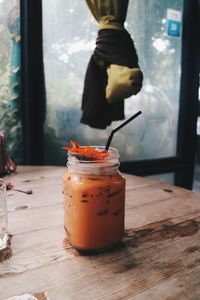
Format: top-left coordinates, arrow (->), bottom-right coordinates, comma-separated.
0,0 -> 199,190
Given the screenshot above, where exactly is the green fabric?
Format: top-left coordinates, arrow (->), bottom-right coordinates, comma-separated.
99,16 -> 124,30
85,0 -> 143,103
85,0 -> 128,30
106,65 -> 143,103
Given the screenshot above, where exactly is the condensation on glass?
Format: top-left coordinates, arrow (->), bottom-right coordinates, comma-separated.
42,0 -> 183,165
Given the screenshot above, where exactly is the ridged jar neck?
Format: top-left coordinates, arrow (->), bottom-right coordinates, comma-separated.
67,147 -> 120,175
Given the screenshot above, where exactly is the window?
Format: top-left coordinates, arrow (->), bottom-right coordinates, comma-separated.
42,0 -> 183,166
0,0 -> 22,163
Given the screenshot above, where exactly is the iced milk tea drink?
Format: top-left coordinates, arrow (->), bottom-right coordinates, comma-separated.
63,146 -> 125,252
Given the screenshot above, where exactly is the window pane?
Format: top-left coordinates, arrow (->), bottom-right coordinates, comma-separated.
43,0 -> 183,165
0,0 -> 23,164
124,0 -> 183,161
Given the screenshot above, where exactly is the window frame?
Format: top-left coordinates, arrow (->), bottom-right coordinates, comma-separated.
20,0 -> 199,189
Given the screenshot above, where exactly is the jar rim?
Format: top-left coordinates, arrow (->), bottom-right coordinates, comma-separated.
67,146 -> 120,174
67,146 -> 119,163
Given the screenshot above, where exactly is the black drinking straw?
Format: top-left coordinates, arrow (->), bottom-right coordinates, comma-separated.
105,111 -> 142,151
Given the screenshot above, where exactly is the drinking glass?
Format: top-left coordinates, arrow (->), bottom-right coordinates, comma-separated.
63,147 -> 126,253
0,178 -> 8,250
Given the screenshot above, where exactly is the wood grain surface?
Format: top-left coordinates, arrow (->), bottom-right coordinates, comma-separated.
0,166 -> 200,300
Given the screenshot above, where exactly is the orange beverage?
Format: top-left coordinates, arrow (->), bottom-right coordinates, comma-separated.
63,146 -> 125,252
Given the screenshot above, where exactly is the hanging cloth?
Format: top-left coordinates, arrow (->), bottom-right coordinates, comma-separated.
80,0 -> 143,129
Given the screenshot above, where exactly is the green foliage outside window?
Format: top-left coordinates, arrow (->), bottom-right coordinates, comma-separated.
0,1 -> 22,164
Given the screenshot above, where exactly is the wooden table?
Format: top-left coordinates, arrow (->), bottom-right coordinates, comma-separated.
1,166 -> 200,300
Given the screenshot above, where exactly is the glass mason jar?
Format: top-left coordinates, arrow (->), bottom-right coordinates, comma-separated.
63,147 -> 126,253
